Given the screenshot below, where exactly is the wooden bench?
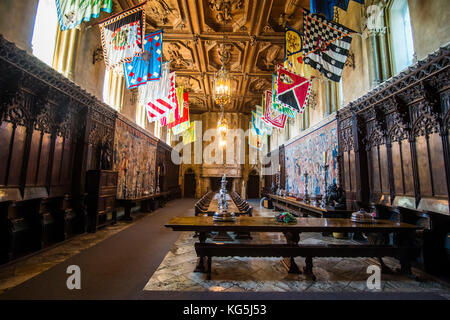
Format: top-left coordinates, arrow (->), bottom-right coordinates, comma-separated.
195,242 -> 417,280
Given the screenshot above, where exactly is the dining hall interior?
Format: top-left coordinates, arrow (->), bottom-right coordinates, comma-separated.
0,0 -> 449,301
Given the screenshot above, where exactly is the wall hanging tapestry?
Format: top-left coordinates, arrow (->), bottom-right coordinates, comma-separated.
98,2 -> 146,69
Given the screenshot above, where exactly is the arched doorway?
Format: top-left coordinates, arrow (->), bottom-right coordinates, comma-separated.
184,168 -> 196,198
247,170 -> 260,199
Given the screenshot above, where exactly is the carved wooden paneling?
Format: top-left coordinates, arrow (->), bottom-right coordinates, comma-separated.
0,35 -> 118,262
336,44 -> 450,215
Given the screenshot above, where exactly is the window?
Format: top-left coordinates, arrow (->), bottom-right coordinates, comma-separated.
389,0 -> 415,74
32,0 -> 58,66
32,0 -> 80,78
103,68 -> 124,111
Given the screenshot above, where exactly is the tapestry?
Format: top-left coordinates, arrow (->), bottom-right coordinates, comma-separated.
284,119 -> 338,197
302,8 -> 355,82
114,119 -> 157,198
98,2 -> 146,69
56,0 -> 112,31
123,29 -> 163,89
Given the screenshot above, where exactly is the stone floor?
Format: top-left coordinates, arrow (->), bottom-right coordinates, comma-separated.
144,202 -> 450,296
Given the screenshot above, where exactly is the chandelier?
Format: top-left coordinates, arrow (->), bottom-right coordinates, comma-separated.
213,65 -> 231,107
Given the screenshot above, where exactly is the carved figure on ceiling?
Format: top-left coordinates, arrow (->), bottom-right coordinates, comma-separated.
147,0 -> 176,25
218,43 -> 232,66
167,42 -> 190,69
208,0 -> 243,24
261,45 -> 282,71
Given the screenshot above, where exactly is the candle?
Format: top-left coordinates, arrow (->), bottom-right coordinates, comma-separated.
324,150 -> 328,164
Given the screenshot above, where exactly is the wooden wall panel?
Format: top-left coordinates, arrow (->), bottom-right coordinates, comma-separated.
392,142 -> 404,195
430,133 -> 447,197
402,142 -> 415,196
416,135 -> 432,197
380,145 -> 389,194
9,126 -> 26,187
37,134 -> 50,186
25,130 -> 40,185
0,122 -> 11,185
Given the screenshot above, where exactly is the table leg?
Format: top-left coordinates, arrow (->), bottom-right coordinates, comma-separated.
194,232 -> 207,273
283,232 -> 302,275
396,230 -> 419,280
123,205 -> 133,221
207,256 -> 212,280
303,257 -> 316,281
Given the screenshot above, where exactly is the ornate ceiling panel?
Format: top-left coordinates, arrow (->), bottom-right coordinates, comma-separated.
115,0 -> 310,114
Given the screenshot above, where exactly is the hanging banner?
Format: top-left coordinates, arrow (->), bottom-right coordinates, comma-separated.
262,90 -> 287,129
56,0 -> 112,31
98,2 -> 146,69
249,122 -> 266,151
277,67 -> 312,114
168,91 -> 189,129
302,8 -> 355,82
272,73 -> 296,118
182,121 -> 196,145
123,29 -> 163,89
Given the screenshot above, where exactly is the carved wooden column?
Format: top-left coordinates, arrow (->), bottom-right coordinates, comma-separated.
352,112 -> 370,207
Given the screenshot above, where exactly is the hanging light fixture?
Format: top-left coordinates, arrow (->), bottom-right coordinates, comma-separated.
213,65 -> 232,107
214,35 -> 231,135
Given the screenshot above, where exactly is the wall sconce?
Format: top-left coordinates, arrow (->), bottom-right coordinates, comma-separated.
93,47 -> 104,65
345,52 -> 355,70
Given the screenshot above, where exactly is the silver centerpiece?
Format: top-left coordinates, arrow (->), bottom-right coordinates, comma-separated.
213,174 -> 235,222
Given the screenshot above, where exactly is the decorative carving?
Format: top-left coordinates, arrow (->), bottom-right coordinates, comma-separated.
217,43 -> 232,66
256,44 -> 283,72
146,0 -> 179,26
208,0 -> 243,24
167,42 -> 192,69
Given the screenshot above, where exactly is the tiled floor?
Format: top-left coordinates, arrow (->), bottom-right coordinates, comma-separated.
144,203 -> 450,296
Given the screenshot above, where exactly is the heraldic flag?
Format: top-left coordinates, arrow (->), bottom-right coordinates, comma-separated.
123,30 -> 163,89
302,9 -> 355,82
276,67 -> 312,114
272,73 -> 296,118
56,0 -> 113,31
98,2 -> 146,69
139,63 -> 176,122
262,90 -> 287,130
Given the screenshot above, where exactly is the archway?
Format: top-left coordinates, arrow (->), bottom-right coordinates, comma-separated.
247,170 -> 260,199
184,168 -> 196,198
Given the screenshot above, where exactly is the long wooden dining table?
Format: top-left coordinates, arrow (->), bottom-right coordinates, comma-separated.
166,216 -> 420,280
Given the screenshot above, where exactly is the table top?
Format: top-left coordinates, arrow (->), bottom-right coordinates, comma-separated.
269,194 -> 351,213
208,193 -> 242,213
166,216 -> 419,233
116,192 -> 169,202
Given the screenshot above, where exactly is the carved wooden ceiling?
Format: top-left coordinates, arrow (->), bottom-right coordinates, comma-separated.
114,0 -> 308,114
